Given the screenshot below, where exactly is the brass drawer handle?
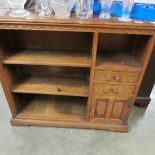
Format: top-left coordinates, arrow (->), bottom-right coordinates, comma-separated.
111,87 -> 118,94
57,88 -> 62,92
114,74 -> 121,82
91,109 -> 95,113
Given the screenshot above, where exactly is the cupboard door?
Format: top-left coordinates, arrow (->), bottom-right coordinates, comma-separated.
90,97 -> 132,125
91,98 -> 109,121
109,99 -> 132,124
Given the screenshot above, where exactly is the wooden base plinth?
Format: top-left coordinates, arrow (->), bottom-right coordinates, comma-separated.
11,118 -> 128,133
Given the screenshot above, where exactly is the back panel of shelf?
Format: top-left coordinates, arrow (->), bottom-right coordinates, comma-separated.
96,33 -> 152,71
6,65 -> 90,97
3,30 -> 93,67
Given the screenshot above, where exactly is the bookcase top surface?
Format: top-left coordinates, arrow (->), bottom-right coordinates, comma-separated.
0,13 -> 155,34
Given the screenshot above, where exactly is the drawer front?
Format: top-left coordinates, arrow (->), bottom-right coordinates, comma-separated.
94,71 -> 139,83
93,84 -> 135,97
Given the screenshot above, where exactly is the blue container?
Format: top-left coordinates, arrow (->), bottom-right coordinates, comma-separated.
93,0 -> 101,15
111,1 -> 122,17
73,0 -> 155,22
93,0 -> 123,16
131,3 -> 155,21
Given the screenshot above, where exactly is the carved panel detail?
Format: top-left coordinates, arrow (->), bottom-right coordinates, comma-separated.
111,101 -> 123,119
95,100 -> 108,118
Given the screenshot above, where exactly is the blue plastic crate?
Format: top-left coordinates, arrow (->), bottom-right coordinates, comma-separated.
73,0 -> 155,22
131,3 -> 155,22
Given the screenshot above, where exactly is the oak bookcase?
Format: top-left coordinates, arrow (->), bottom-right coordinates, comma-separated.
0,14 -> 155,132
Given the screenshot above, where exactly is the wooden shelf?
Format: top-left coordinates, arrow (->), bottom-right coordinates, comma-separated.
96,52 -> 141,70
16,96 -> 86,121
3,50 -> 91,67
12,76 -> 89,97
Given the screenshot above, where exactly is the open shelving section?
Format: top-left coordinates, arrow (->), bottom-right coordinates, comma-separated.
15,95 -> 87,121
1,30 -> 92,123
95,33 -> 151,71
96,51 -> 141,70
0,16 -> 154,132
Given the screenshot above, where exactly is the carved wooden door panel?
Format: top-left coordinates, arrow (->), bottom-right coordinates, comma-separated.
109,99 -> 132,124
90,97 -> 109,122
90,97 -> 132,124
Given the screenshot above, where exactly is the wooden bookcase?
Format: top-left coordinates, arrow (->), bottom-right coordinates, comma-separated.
0,15 -> 155,132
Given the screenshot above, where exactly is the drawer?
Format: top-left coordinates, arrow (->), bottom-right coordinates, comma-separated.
94,71 -> 139,83
93,84 -> 135,96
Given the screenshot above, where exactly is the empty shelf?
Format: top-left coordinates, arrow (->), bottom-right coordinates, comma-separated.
12,76 -> 89,97
3,50 -> 91,67
16,96 -> 86,121
96,52 -> 141,70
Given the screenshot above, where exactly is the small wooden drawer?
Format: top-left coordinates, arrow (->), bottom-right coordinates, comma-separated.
94,71 -> 139,83
93,84 -> 135,97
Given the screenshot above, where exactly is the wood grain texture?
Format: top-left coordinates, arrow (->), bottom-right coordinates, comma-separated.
0,15 -> 154,132
0,14 -> 155,34
12,76 -> 89,97
0,32 -> 17,116
87,32 -> 98,120
90,96 -> 132,125
96,52 -> 141,71
0,64 -> 17,116
133,35 -> 155,99
94,70 -> 140,84
8,65 -> 90,79
6,31 -> 92,51
11,118 -> 128,132
93,99 -> 108,119
3,50 -> 91,67
16,96 -> 86,121
93,83 -> 135,97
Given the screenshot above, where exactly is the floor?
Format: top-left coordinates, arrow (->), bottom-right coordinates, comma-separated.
0,83 -> 155,155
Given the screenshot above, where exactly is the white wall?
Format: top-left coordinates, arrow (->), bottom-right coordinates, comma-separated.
119,0 -> 155,4
135,0 -> 155,3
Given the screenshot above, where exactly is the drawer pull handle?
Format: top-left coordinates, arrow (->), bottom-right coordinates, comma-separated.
111,87 -> 118,94
58,88 -> 62,92
114,75 -> 121,82
91,109 -> 95,113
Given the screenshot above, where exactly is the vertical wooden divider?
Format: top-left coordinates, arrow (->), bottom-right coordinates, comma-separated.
0,55 -> 17,117
86,32 -> 98,121
0,31 -> 17,117
133,35 -> 155,100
